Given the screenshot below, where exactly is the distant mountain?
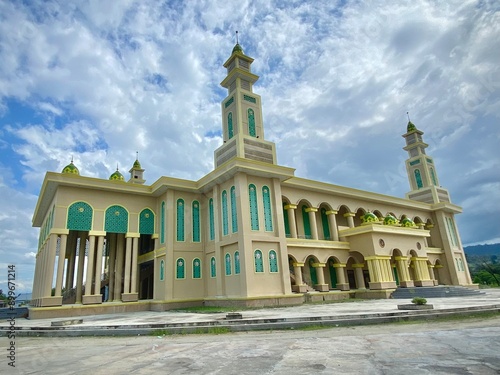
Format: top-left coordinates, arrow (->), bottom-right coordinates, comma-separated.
464,243 -> 500,256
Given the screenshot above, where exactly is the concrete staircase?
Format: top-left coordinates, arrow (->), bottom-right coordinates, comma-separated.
391,286 -> 484,299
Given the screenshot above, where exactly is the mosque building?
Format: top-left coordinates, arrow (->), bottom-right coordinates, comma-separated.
30,42 -> 473,318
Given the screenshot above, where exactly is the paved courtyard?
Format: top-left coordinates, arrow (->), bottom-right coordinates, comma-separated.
3,316 -> 500,374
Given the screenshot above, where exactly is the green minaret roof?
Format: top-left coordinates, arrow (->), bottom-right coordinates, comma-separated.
62,161 -> 79,175
232,43 -> 243,54
407,120 -> 417,132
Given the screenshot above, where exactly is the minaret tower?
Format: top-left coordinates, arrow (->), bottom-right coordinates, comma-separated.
403,117 -> 450,203
128,152 -> 145,184
214,35 -> 277,168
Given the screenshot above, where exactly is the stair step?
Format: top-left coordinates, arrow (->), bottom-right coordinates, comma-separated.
391,286 -> 484,299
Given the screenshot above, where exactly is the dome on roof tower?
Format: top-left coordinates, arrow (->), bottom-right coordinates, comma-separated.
62,161 -> 79,175
407,120 -> 417,132
232,43 -> 243,54
132,159 -> 141,169
109,168 -> 124,181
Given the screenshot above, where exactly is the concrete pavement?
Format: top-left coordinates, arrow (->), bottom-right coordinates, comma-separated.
1,288 -> 499,337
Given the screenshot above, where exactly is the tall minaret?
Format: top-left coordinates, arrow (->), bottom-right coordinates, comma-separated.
128,152 -> 145,184
214,36 -> 277,168
403,118 -> 450,203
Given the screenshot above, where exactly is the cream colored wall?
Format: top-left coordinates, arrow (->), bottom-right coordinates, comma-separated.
56,186 -> 158,233
245,241 -> 284,296
281,185 -> 434,224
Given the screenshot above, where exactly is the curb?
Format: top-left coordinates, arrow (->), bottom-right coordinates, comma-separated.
7,304 -> 500,337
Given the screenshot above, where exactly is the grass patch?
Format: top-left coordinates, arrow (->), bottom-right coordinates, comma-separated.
150,329 -> 172,336
150,326 -> 232,336
170,306 -> 240,314
396,310 -> 500,325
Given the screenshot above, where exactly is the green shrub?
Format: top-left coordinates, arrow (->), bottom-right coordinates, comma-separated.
411,297 -> 427,305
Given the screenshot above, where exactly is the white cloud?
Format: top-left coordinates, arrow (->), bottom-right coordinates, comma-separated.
0,0 -> 499,289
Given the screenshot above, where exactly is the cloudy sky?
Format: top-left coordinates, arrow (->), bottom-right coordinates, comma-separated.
0,0 -> 499,293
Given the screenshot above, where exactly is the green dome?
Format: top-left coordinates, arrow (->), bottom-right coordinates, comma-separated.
383,214 -> 398,226
133,159 -> 141,169
62,161 -> 79,175
401,217 -> 416,228
109,169 -> 124,181
361,212 -> 379,224
232,43 -> 243,54
407,120 -> 417,132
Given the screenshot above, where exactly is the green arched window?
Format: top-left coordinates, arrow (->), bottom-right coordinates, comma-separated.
139,208 -> 155,234
192,201 -> 200,242
262,186 -> 273,231
234,251 -> 240,274
176,199 -> 185,241
67,201 -> 93,231
254,250 -> 264,273
230,186 -> 238,233
329,260 -> 337,288
225,253 -> 232,276
222,190 -> 229,236
248,108 -> 256,137
210,257 -> 216,278
228,112 -> 234,139
309,258 -> 318,285
176,258 -> 185,279
414,169 -> 423,189
105,205 -> 128,233
160,201 -> 165,243
209,198 -> 215,240
249,184 -> 259,230
160,260 -> 165,281
269,250 -> 278,273
321,208 -> 330,240
302,206 -> 311,239
430,167 -> 437,186
193,258 -> 201,279
283,202 -> 290,237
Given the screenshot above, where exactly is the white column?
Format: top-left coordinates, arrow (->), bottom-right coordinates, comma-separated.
43,234 -> 58,297
344,213 -> 355,228
114,234 -> 124,301
75,233 -> 86,303
306,208 -> 319,240
54,234 -> 68,297
131,236 -> 139,294
84,235 -> 96,296
353,264 -> 366,289
94,236 -> 105,296
326,210 -> 339,241
284,204 -> 298,238
123,236 -> 132,294
108,234 -> 116,301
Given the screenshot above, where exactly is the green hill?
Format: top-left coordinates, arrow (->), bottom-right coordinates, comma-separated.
464,243 -> 500,256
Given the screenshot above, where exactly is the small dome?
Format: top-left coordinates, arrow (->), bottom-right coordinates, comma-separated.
132,159 -> 141,169
109,169 -> 124,181
401,217 -> 416,228
361,212 -> 379,224
232,43 -> 243,54
62,161 -> 79,175
383,214 -> 398,226
407,120 -> 417,132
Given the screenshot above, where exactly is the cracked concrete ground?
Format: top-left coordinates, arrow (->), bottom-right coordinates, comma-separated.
4,315 -> 500,374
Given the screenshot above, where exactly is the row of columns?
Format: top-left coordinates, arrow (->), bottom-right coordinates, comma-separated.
285,204 -> 356,241
32,230 -> 140,307
291,261 -> 360,292
290,255 -> 436,293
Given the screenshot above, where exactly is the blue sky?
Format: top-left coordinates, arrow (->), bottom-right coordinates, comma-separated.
0,0 -> 499,293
